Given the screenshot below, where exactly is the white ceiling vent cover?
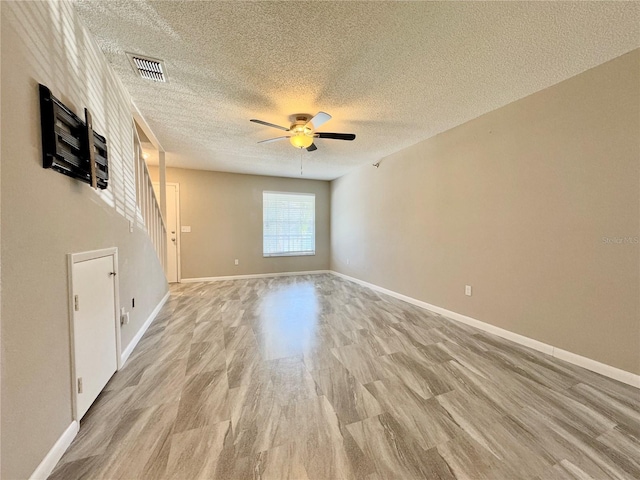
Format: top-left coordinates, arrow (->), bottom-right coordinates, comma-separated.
127,53 -> 167,82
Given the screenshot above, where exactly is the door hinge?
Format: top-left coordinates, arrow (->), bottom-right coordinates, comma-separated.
77,377 -> 83,394
74,295 -> 79,311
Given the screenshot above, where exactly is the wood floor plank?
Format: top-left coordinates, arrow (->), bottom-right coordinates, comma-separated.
164,422 -> 230,480
310,357 -> 384,425
49,274 -> 640,480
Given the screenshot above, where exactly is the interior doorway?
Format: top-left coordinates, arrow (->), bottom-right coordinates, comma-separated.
154,182 -> 180,282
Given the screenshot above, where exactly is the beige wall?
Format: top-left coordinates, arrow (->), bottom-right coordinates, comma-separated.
1,2 -> 168,478
149,167 -> 330,279
331,50 -> 640,375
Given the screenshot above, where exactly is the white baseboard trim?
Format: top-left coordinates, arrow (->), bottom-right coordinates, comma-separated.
330,271 -> 640,389
181,270 -> 330,283
553,347 -> 640,389
120,290 -> 170,366
30,421 -> 79,480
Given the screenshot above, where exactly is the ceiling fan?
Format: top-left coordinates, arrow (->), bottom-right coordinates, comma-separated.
250,112 -> 355,151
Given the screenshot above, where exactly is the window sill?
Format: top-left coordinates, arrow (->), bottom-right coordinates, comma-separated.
263,252 -> 316,258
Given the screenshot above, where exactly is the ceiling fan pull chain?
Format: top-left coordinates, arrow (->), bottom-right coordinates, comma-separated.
300,149 -> 303,176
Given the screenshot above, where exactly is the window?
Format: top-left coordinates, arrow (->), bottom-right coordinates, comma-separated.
263,192 -> 315,257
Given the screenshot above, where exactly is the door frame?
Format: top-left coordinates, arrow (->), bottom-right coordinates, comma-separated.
157,182 -> 181,283
67,247 -> 121,422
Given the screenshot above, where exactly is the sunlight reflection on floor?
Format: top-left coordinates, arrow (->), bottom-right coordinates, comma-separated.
257,282 -> 320,360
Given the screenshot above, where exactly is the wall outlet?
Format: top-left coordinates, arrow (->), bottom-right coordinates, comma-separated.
346,258 -> 350,265
181,226 -> 191,233
120,307 -> 130,325
234,259 -> 239,266
465,285 -> 472,296
129,220 -> 134,233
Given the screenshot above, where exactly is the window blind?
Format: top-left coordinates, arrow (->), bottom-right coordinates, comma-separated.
263,192 -> 315,257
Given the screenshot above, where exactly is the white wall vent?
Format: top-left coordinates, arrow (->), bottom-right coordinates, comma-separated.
126,53 -> 167,82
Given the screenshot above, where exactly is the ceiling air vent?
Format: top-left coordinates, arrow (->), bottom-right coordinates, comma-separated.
127,53 -> 167,82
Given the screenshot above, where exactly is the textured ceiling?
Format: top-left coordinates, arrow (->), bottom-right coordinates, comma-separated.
74,1 -> 640,180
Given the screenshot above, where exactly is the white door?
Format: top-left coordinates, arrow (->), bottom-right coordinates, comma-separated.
165,184 -> 180,282
73,255 -> 118,420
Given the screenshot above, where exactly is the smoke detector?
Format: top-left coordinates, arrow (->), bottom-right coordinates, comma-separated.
126,53 -> 167,82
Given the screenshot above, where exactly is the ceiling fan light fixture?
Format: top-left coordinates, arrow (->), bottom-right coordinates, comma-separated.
290,132 -> 314,149
252,112 -> 354,151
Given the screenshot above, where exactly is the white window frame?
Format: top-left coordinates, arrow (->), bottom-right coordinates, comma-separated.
263,191 -> 316,257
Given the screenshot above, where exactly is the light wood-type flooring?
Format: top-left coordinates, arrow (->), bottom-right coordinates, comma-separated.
50,274 -> 640,479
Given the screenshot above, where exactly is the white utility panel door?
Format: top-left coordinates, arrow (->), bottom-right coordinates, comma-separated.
73,255 -> 118,419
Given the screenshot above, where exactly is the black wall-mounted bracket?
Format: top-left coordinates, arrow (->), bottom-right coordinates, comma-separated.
39,84 -> 109,189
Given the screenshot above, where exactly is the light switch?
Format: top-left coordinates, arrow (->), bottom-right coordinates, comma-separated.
181,226 -> 191,233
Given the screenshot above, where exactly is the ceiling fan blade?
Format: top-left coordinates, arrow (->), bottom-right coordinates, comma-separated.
306,143 -> 318,152
305,112 -> 332,130
250,119 -> 290,131
257,136 -> 290,144
315,132 -> 356,141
